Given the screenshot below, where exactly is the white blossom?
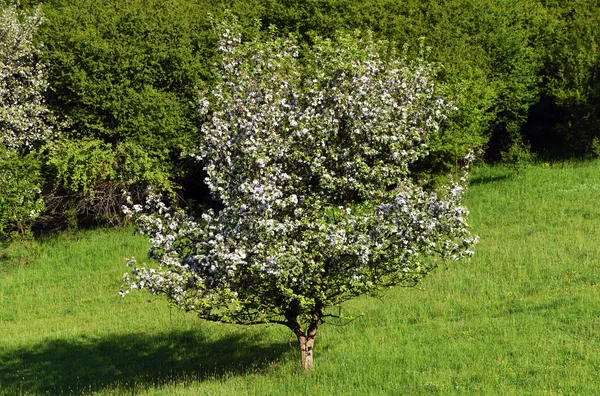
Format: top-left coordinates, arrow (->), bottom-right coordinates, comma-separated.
122,25 -> 477,343
0,4 -> 56,150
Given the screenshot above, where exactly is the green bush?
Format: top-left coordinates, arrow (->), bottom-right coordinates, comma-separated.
38,0 -> 213,157
0,146 -> 44,243
536,0 -> 600,157
33,0 -> 271,224
43,138 -> 175,226
32,0 -> 218,224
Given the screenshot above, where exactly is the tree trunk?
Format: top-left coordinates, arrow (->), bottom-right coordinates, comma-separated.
298,333 -> 316,371
287,310 -> 321,372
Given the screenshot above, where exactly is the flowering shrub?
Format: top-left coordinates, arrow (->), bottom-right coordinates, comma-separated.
123,22 -> 477,371
0,2 -> 55,150
0,2 -> 53,243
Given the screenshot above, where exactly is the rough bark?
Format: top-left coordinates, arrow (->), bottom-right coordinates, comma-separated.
298,332 -> 317,371
288,310 -> 321,372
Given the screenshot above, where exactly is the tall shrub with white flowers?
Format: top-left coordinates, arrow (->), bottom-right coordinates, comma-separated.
0,2 -> 55,150
0,2 -> 52,243
123,22 -> 477,371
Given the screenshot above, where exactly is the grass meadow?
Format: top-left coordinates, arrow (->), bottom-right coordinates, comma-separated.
1,161 -> 600,395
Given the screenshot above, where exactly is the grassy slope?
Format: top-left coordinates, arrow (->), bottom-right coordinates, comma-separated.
1,161 -> 599,395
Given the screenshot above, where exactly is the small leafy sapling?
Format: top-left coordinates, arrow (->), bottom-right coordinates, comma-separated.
122,22 -> 477,371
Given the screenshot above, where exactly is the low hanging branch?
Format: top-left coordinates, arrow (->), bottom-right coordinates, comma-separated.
121,18 -> 477,372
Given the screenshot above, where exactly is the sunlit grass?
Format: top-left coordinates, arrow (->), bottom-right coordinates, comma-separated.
1,160 -> 600,394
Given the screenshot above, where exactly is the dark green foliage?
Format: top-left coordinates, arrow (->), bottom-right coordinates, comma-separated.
34,0 -> 272,224
533,0 -> 600,157
39,0 -> 212,159
34,0 -> 218,225
24,0 -> 600,227
37,0 -> 600,168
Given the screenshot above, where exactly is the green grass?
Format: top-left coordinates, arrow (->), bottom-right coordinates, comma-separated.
1,161 -> 600,394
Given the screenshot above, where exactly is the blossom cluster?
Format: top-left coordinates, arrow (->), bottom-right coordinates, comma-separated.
123,25 -> 477,325
0,4 -> 56,150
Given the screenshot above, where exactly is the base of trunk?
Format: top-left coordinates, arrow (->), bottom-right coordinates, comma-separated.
287,310 -> 321,372
299,334 -> 316,371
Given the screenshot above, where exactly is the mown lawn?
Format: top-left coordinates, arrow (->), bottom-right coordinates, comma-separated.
1,161 -> 600,395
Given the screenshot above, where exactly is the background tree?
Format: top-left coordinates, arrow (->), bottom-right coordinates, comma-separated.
122,23 -> 477,371
32,0 -> 209,224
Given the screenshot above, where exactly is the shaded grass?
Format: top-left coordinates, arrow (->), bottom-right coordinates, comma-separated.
0,229 -> 294,395
0,330 -> 288,395
1,161 -> 600,394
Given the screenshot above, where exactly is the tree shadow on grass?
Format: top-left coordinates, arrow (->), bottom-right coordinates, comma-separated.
469,173 -> 512,186
0,329 -> 291,395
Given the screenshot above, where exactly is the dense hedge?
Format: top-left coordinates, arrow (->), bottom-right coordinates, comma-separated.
531,0 -> 600,157
39,0 -> 213,161
10,0 -> 598,226
34,0 -> 268,220
259,0 -> 599,160
38,0 -> 600,161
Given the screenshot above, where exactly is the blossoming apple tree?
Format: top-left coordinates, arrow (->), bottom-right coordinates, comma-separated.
122,22 -> 477,371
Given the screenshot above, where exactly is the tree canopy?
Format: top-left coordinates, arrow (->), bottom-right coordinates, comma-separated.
122,22 -> 477,371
